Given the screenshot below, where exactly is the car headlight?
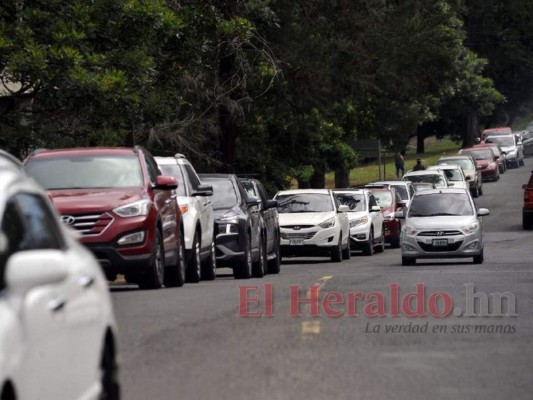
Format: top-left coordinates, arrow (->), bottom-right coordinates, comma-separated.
319,217 -> 336,228
463,221 -> 480,235
402,224 -> 417,236
350,216 -> 369,227
113,200 -> 152,217
488,162 -> 497,168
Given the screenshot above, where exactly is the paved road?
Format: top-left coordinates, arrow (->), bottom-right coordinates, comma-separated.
111,159 -> 533,400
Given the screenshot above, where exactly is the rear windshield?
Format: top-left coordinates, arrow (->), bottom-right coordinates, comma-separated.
438,159 -> 474,170
335,193 -> 366,212
276,193 -> 333,213
485,136 -> 514,147
203,179 -> 238,210
390,185 -> 408,200
408,193 -> 474,217
371,191 -> 392,208
442,169 -> 463,181
403,174 -> 447,188
462,149 -> 493,160
25,155 -> 143,189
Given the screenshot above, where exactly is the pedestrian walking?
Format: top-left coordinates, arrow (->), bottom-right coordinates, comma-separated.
395,151 -> 405,177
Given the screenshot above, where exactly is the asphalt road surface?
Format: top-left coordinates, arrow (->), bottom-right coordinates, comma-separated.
111,159 -> 533,400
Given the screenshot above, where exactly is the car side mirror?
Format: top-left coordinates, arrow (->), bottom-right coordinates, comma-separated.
6,250 -> 69,295
477,208 -> 490,217
395,210 -> 405,219
265,199 -> 278,209
397,200 -> 409,208
338,205 -> 350,213
155,175 -> 178,190
370,206 -> 381,213
246,195 -> 261,207
193,184 -> 213,197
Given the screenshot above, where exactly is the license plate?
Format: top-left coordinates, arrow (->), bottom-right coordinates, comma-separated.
290,238 -> 304,246
432,238 -> 448,247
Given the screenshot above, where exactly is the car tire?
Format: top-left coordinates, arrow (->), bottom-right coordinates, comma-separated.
520,157 -> 525,166
252,236 -> 267,278
138,230 -> 165,290
523,212 -> 532,230
100,337 -> 120,400
478,183 -> 483,196
331,236 -> 343,262
473,250 -> 484,264
390,232 -> 401,249
164,236 -> 186,287
375,230 -> 385,253
471,187 -> 479,198
402,256 -> 415,266
342,237 -> 351,259
201,241 -> 217,281
267,241 -> 281,274
234,234 -> 252,279
362,229 -> 374,256
186,232 -> 202,283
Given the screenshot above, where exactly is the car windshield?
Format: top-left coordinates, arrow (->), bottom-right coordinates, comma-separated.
371,191 -> 392,208
442,169 -> 463,181
463,149 -> 493,160
25,155 -> 143,189
158,164 -> 187,196
335,193 -> 366,212
403,174 -> 447,188
486,136 -> 514,147
204,179 -> 239,210
438,159 -> 474,170
390,184 -> 408,200
408,192 -> 474,217
276,193 -> 334,213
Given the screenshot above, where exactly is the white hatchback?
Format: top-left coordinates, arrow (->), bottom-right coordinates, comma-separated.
0,151 -> 119,400
275,189 -> 350,262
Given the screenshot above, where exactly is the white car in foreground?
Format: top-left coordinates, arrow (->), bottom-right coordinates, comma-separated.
275,189 -> 350,262
0,151 -> 119,400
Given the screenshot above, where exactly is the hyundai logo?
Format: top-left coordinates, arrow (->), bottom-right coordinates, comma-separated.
292,226 -> 302,231
61,215 -> 76,226
435,231 -> 445,236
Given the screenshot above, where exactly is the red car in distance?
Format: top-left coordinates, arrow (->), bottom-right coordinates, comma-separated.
366,186 -> 402,248
523,170 -> 533,229
474,142 -> 507,174
458,147 -> 499,182
482,126 -> 512,141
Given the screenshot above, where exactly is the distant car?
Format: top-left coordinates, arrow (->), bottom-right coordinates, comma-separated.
240,178 -> 281,274
523,171 -> 533,229
524,136 -> 533,158
402,170 -> 449,188
198,174 -> 264,279
156,154 -> 216,282
473,142 -> 506,173
458,147 -> 499,181
484,134 -> 524,168
24,147 -> 186,290
368,180 -> 415,208
0,150 -> 120,400
275,189 -> 350,262
333,189 -> 385,255
365,186 -> 403,248
412,182 -> 436,192
482,126 -> 512,141
437,155 -> 483,198
427,165 -> 469,190
397,188 -> 490,265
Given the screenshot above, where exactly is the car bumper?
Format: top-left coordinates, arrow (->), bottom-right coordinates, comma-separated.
480,168 -> 498,181
383,219 -> 400,241
348,222 -> 371,249
214,232 -> 246,267
85,242 -> 154,278
280,225 -> 341,257
401,233 -> 483,259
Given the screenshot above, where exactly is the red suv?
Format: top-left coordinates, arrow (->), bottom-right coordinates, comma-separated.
24,146 -> 185,289
523,171 -> 533,229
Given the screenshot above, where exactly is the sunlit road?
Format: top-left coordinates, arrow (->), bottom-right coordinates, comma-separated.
111,159 -> 533,400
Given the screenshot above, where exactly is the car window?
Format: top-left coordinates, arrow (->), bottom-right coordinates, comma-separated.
438,159 -> 474,170
372,191 -> 392,208
391,184 -> 408,200
158,164 -> 187,196
241,181 -> 257,198
144,153 -> 160,184
443,169 -> 463,181
462,149 -> 493,160
335,193 -> 365,212
485,136 -> 515,147
276,193 -> 334,213
408,193 -> 474,217
368,194 -> 379,208
204,179 -> 239,210
183,164 -> 201,191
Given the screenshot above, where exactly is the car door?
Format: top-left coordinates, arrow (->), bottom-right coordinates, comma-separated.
255,181 -> 278,255
368,193 -> 384,239
333,193 -> 350,245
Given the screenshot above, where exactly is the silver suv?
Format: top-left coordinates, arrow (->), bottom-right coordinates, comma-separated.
155,155 -> 216,282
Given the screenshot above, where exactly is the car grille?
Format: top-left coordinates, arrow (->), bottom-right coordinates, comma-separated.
61,213 -> 113,236
417,241 -> 463,252
282,225 -> 314,230
281,231 -> 316,240
417,230 -> 462,236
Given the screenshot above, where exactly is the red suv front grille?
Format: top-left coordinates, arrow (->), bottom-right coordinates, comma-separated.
61,213 -> 114,236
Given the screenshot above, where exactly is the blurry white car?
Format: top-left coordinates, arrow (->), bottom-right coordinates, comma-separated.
0,150 -> 119,400
427,165 -> 469,190
402,170 -> 448,188
275,189 -> 350,262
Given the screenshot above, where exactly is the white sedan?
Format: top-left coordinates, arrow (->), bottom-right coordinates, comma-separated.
0,151 -> 119,400
275,189 -> 350,262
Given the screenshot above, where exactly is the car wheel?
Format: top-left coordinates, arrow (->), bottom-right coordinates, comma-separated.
331,236 -> 343,262
186,231 -> 202,283
523,212 -> 532,230
478,183 -> 483,196
164,236 -> 186,287
402,256 -> 415,266
362,229 -> 374,256
99,337 -> 120,400
138,230 -> 165,289
520,157 -> 525,166
342,237 -> 351,259
471,186 -> 479,198
473,250 -> 484,264
252,236 -> 267,278
201,241 -> 217,281
515,159 -> 520,168
375,229 -> 385,253
267,241 -> 281,274
234,234 -> 252,279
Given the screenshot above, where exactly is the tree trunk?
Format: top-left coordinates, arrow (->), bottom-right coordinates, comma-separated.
334,168 -> 350,188
462,111 -> 479,148
309,164 -> 326,188
298,179 -> 310,189
416,133 -> 425,154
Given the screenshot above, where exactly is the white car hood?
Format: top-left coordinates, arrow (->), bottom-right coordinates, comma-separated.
346,211 -> 368,221
279,211 -> 336,226
407,215 -> 476,230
